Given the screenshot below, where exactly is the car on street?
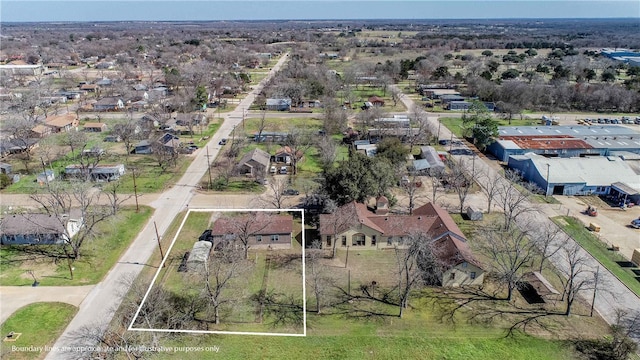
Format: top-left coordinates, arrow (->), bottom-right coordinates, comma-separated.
219,138 -> 227,145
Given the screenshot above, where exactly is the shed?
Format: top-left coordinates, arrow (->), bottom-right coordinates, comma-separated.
0,162 -> 12,174
466,206 -> 483,221
186,241 -> 212,272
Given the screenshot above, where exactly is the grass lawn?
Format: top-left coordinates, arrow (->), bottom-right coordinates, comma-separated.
143,211 -> 305,333
0,206 -> 153,286
153,310 -> 579,360
551,216 -> 640,297
0,302 -> 77,360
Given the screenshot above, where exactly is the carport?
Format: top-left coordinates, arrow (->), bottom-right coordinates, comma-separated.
610,182 -> 640,206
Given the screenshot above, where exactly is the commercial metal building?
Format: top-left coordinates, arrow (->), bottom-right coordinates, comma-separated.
488,125 -> 640,162
507,152 -> 640,198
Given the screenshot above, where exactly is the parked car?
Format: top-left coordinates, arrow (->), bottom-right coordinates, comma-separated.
219,138 -> 227,145
269,166 -> 277,174
279,166 -> 288,174
282,188 -> 299,196
187,145 -> 198,151
631,218 -> 640,229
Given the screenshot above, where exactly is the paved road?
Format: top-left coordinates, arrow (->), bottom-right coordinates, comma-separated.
393,86 -> 640,327
43,53 -> 290,360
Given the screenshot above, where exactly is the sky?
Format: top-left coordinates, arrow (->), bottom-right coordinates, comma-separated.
1,0 -> 639,22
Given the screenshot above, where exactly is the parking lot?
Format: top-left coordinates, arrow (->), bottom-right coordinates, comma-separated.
552,195 -> 640,260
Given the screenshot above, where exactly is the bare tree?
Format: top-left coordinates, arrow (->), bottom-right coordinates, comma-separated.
401,173 -> 424,215
306,240 -> 331,314
2,116 -> 40,172
226,212 -> 270,259
265,176 -> 288,209
317,135 -> 337,172
477,222 -> 536,301
427,168 -> 444,205
201,241 -> 249,324
476,167 -> 503,214
496,169 -> 538,230
59,130 -> 88,160
394,231 -> 445,318
558,242 -> 595,316
29,181 -> 112,279
102,179 -> 133,216
256,108 -> 268,142
531,221 -> 565,272
446,158 -> 473,214
284,127 -> 313,175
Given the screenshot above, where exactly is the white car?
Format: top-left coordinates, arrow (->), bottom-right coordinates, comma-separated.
269,166 -> 277,174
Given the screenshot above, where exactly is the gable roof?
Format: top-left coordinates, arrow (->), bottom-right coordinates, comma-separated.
211,214 -> 293,236
1,214 -> 65,235
45,113 -> 77,128
238,148 -> 270,168
319,201 -> 481,268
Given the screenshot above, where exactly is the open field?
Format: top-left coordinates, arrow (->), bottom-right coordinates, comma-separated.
0,302 -> 78,360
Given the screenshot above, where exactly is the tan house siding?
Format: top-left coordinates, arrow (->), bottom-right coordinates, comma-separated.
442,263 -> 484,287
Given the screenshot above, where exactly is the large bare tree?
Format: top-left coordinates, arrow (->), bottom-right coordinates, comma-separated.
29,181 -> 112,279
477,222 -> 537,301
201,241 -> 249,324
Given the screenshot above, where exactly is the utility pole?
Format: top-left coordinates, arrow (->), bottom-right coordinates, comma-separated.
206,146 -> 213,190
131,167 -> 139,212
590,266 -> 600,317
154,221 -> 165,267
545,163 -> 551,198
436,116 -> 441,143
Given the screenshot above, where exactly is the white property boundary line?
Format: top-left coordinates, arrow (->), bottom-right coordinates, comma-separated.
128,208 -> 307,337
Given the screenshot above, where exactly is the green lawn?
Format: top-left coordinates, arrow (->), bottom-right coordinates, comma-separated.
0,206 -> 153,286
0,302 -> 77,360
551,216 -> 640,297
153,310 -> 578,360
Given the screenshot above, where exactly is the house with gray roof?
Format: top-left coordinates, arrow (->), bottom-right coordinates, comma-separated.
237,148 -> 270,176
0,213 -> 83,245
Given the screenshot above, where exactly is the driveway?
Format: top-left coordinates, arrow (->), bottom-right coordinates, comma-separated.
0,286 -> 94,324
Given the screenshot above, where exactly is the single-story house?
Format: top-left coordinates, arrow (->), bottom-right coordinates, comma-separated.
83,122 -> 107,132
45,114 -> 78,133
211,214 -> 293,249
0,138 -> 40,157
174,113 -> 207,126
447,101 -> 471,111
254,132 -> 288,143
266,98 -> 292,111
64,164 -> 125,181
134,140 -> 152,154
415,146 -> 446,173
31,124 -> 52,138
93,97 -> 124,111
272,146 -> 303,165
319,198 -> 484,287
237,148 -> 270,176
368,96 -> 385,107
0,213 -> 83,245
79,84 -> 99,92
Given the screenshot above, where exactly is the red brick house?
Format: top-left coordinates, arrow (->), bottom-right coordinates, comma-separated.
211,214 -> 293,249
